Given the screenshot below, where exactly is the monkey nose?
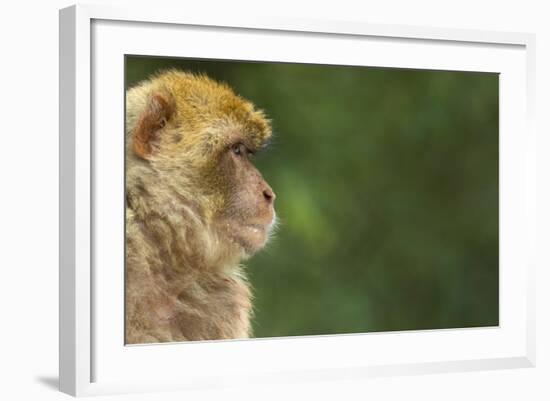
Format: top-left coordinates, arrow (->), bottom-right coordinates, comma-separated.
262,187 -> 276,204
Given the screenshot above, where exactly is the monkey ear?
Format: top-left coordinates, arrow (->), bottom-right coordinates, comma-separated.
132,92 -> 175,159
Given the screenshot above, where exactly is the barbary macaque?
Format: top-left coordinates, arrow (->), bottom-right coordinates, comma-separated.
125,70 -> 276,344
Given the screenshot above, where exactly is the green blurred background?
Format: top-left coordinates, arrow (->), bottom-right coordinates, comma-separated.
126,56 -> 499,338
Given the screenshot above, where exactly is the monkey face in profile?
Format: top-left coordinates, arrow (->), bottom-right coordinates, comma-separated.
126,70 -> 276,265
215,137 -> 277,255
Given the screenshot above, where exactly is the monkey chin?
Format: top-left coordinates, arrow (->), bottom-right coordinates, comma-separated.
232,213 -> 279,259
233,224 -> 270,258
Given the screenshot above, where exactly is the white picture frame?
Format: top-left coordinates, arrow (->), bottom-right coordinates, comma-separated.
59,4 -> 536,397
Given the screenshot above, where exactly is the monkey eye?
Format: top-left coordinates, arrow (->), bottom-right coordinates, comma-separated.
231,143 -> 251,157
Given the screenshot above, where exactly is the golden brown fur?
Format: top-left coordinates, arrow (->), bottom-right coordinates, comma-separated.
125,70 -> 276,344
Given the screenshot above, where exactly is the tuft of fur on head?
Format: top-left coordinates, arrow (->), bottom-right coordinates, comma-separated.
125,70 -> 276,344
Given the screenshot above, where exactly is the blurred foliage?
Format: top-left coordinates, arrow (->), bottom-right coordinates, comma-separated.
126,56 -> 499,338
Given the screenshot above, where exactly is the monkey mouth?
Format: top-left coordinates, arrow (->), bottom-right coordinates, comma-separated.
246,213 -> 277,237
220,211 -> 276,256
234,221 -> 273,255
246,223 -> 268,233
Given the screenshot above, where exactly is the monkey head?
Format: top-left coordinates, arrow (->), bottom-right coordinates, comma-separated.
126,70 -> 276,262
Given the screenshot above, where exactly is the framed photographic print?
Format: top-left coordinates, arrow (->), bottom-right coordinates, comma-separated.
59,4 -> 536,396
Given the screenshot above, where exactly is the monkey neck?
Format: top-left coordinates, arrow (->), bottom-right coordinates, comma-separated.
126,210 -> 253,342
126,191 -> 253,341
